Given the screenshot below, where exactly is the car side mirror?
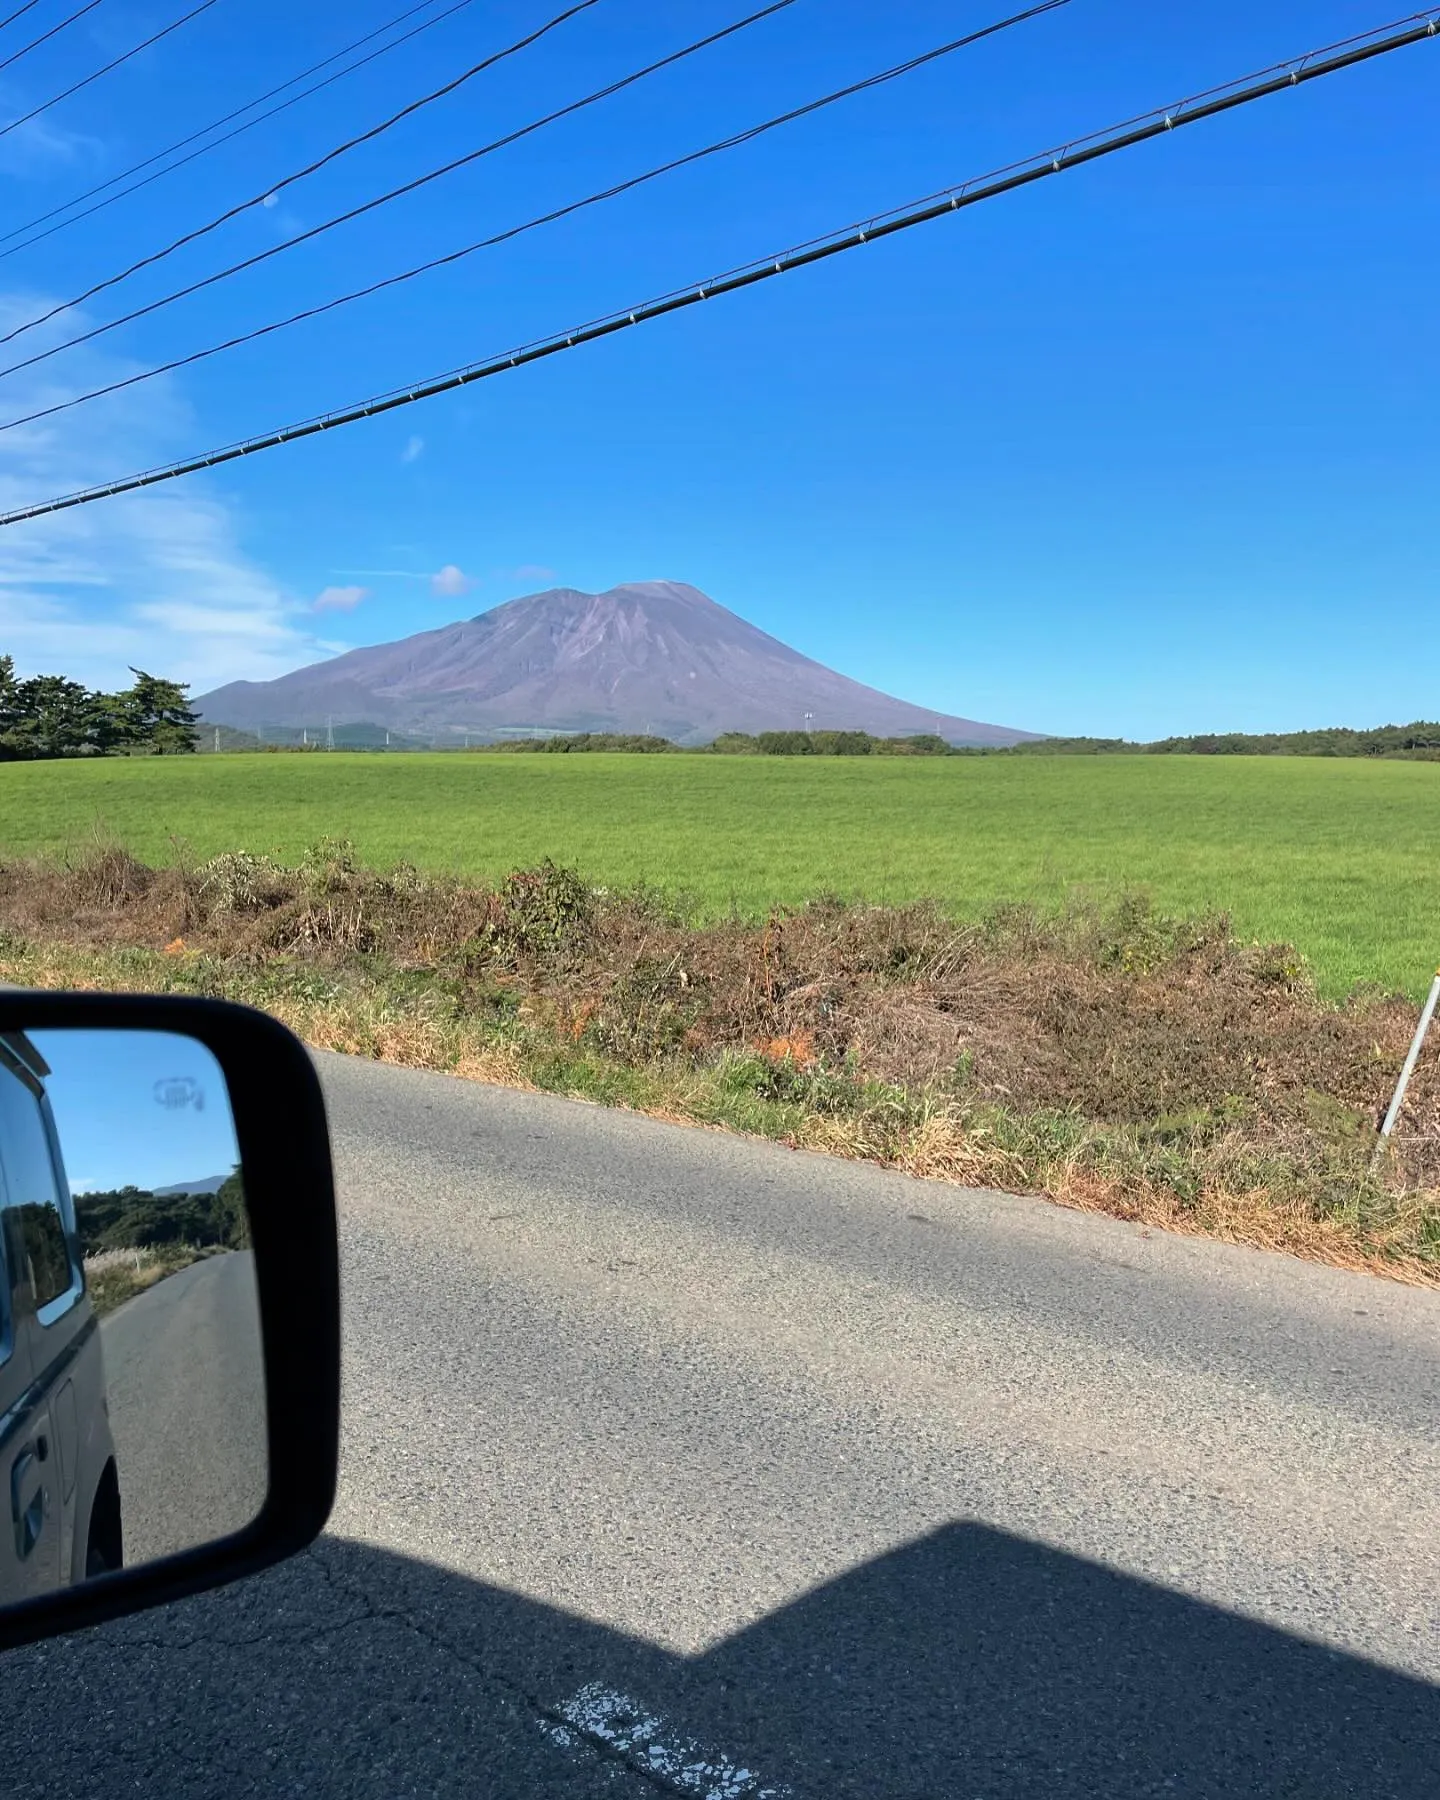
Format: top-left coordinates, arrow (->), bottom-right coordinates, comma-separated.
0,993 -> 339,1651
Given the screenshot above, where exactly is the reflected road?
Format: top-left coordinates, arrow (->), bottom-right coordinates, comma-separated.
101,1250 -> 266,1565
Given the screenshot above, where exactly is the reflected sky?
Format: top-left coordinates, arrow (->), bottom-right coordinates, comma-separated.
29,1030 -> 241,1195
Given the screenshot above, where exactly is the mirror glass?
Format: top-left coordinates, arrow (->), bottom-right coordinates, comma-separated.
0,1027 -> 266,1608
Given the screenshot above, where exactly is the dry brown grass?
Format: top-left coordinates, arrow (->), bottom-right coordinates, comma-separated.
4,839 -> 1437,1285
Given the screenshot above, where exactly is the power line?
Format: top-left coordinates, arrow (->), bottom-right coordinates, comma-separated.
0,0 -> 798,383
0,0 -> 107,77
0,0 -> 224,145
0,1 -> 48,32
0,0 -> 604,347
2,8 -> 1434,529
0,0 -> 1069,424
0,0 -> 477,262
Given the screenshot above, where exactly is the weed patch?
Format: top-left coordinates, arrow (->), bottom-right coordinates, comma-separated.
5,840 -> 1438,1284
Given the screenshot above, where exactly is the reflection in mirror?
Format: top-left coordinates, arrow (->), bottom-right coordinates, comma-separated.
0,1029 -> 266,1610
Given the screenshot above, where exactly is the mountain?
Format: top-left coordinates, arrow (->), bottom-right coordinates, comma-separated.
195,581 -> 1039,747
152,1174 -> 230,1196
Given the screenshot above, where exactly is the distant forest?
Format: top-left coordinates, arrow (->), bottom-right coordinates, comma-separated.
487,725 -> 1440,759
200,722 -> 1440,758
493,730 -> 956,756
10,653 -> 1437,761
75,1174 -> 248,1255
992,724 -> 1440,760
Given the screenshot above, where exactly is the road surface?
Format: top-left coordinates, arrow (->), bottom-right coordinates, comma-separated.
3,1051 -> 1437,1797
100,1250 -> 267,1564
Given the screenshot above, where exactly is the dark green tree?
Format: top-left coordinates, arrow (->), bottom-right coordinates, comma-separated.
213,1167 -> 250,1249
1,672 -> 118,759
0,654 -> 18,750
116,668 -> 200,754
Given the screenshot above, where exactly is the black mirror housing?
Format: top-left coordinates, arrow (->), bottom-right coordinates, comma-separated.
0,992 -> 340,1651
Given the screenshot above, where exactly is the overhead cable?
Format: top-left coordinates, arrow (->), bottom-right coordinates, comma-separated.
0,0 -> 106,77
0,0 -> 223,144
0,0 -> 798,380
0,0 -> 1070,420
2,7 -> 1434,527
0,0 -> 478,262
2,0 -> 602,344
0,0 -> 602,344
0,1 -> 48,31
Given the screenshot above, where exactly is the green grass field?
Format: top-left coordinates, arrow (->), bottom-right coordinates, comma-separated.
3,752 -> 1438,997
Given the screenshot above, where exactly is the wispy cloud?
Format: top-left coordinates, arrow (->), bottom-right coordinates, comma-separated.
0,292 -> 333,692
335,562 -> 477,596
331,566 -> 428,579
313,584 -> 368,613
510,563 -> 557,583
401,434 -> 424,464
0,94 -> 101,177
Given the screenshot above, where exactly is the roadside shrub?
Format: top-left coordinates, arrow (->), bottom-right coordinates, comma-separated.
62,840 -> 153,909
197,850 -> 288,914
583,956 -> 703,1062
479,860 -> 595,963
299,835 -> 360,893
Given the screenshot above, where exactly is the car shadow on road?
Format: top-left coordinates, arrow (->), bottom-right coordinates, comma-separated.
7,1519 -> 1437,1798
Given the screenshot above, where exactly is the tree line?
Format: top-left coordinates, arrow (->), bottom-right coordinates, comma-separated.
75,1172 -> 249,1255
713,730 -> 952,756
491,729 -> 956,756
987,723 -> 1440,759
0,658 -> 200,760
502,723 -> 1440,759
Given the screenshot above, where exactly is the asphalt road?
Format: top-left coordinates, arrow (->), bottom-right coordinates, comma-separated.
4,1052 -> 1438,1797
100,1250 -> 268,1565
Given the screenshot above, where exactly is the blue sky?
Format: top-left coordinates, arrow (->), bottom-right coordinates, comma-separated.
0,0 -> 1434,737
29,1030 -> 240,1194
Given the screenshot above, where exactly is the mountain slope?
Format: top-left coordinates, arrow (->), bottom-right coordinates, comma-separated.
196,581 -> 1038,746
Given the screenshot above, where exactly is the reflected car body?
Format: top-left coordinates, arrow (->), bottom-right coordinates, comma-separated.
0,1032 -> 120,1604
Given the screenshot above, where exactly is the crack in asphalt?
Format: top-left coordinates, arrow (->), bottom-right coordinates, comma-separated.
97,1549 -> 662,1792
99,1547 -> 664,1796
301,1546 -> 714,1797
111,1551 -> 377,1654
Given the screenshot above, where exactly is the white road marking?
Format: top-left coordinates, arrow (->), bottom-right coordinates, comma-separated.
543,1682 -> 792,1798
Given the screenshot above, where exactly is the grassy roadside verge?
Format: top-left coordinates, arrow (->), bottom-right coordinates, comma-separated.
4,840 -> 1438,1286
84,1243 -> 216,1317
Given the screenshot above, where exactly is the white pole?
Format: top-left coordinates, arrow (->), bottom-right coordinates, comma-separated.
1376,968 -> 1440,1150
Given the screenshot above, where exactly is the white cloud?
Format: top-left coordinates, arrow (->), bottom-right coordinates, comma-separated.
401,434 -> 424,464
430,563 -> 473,598
0,292 -> 333,693
313,584 -> 368,613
